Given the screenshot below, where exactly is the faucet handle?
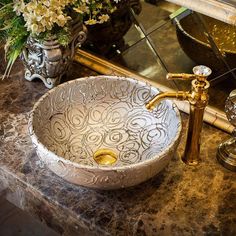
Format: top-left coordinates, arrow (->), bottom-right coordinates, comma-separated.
192,65 -> 212,82
167,65 -> 212,82
166,73 -> 195,80
193,65 -> 212,77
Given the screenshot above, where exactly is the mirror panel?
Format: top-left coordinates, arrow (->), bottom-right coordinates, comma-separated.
80,0 -> 236,132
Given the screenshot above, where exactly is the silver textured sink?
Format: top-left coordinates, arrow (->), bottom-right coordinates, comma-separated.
29,76 -> 182,189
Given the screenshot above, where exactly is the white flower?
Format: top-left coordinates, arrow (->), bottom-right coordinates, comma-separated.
13,0 -> 25,16
98,14 -> 110,24
84,19 -> 98,25
12,0 -> 124,34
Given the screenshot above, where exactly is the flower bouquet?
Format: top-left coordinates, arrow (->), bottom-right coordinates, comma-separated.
0,0 -> 123,88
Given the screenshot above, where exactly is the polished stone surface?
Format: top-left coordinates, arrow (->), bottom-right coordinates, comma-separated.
0,196 -> 59,236
0,58 -> 236,236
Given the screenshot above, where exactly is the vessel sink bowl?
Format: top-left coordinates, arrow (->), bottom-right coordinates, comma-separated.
29,76 -> 181,189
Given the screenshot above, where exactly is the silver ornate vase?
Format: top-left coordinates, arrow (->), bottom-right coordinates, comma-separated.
217,89 -> 236,171
21,20 -> 87,89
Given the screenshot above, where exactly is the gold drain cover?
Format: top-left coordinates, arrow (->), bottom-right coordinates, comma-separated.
93,149 -> 117,165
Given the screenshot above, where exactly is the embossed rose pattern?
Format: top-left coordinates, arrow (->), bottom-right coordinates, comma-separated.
30,76 -> 181,189
32,76 -> 180,167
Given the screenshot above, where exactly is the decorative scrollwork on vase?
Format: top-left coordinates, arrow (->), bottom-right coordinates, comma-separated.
21,21 -> 87,89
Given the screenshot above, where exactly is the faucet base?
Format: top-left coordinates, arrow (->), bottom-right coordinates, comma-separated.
181,156 -> 201,166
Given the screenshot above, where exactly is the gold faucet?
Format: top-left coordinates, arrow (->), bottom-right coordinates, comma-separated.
146,65 -> 212,166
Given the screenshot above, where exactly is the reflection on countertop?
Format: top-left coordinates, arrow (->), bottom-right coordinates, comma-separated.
0,58 -> 235,236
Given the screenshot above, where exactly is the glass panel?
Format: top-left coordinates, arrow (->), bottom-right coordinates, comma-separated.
112,38 -> 176,89
148,21 -> 196,73
134,1 -> 171,32
123,23 -> 145,48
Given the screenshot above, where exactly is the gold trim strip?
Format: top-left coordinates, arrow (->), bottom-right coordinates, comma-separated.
74,49 -> 234,134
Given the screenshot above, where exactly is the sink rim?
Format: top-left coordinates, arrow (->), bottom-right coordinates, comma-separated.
29,75 -> 182,171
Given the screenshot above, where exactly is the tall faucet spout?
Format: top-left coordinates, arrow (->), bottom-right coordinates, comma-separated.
146,91 -> 190,111
146,65 -> 211,166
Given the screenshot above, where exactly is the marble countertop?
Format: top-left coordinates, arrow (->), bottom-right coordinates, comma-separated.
0,59 -> 236,236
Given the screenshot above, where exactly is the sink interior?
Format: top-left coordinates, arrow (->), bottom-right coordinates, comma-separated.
32,76 -> 181,168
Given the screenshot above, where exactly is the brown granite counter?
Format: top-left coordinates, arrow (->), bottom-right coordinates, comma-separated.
0,59 -> 235,236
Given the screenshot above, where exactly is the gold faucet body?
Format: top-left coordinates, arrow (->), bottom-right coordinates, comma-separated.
146,66 -> 211,166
